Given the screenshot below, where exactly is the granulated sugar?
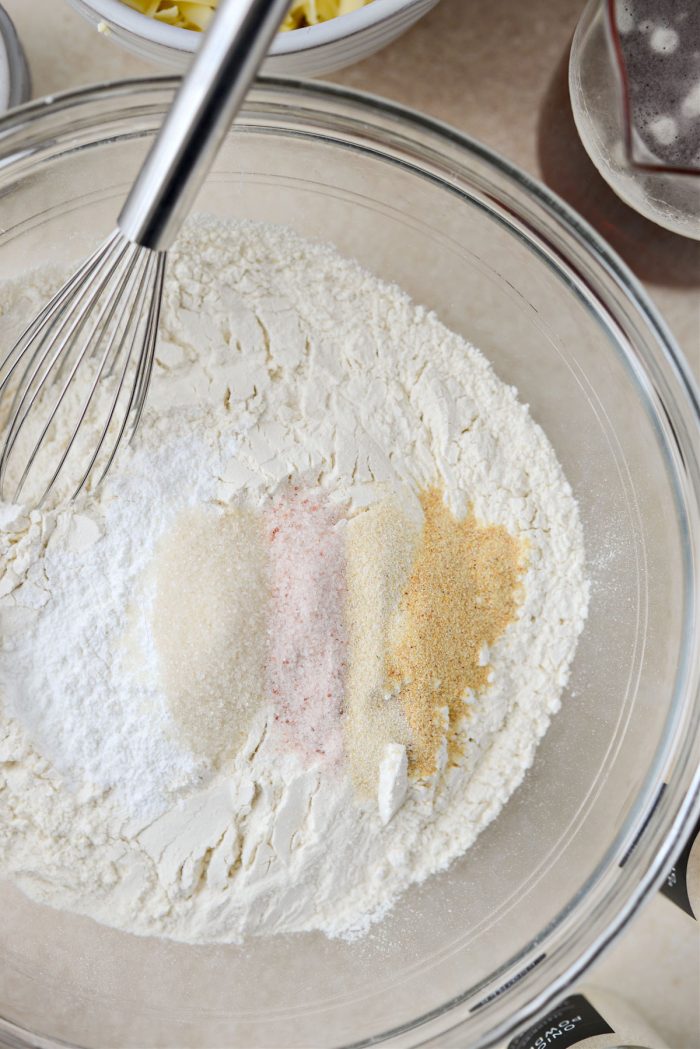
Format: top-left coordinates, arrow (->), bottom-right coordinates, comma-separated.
0,217 -> 589,944
152,506 -> 268,764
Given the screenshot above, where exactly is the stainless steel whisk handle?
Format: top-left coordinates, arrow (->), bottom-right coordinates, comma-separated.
118,0 -> 291,252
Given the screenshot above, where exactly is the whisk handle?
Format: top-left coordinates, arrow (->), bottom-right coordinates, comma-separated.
117,0 -> 290,252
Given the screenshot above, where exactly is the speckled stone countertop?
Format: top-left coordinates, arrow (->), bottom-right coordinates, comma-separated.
3,0 -> 699,1046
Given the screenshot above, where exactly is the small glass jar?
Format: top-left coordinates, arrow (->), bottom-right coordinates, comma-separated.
570,0 -> 700,239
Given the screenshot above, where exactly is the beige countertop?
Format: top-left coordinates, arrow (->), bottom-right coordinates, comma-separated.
3,0 -> 699,1046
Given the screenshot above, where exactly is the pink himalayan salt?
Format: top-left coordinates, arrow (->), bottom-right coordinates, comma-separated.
266,487 -> 347,765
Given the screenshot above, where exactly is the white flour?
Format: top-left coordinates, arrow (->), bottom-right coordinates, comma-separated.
0,218 -> 588,944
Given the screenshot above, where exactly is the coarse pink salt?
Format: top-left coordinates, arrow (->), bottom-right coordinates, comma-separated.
266,486 -> 347,765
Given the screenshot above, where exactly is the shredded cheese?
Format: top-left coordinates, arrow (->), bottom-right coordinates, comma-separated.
121,0 -> 372,32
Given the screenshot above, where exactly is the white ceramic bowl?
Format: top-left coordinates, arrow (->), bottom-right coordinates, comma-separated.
66,0 -> 440,76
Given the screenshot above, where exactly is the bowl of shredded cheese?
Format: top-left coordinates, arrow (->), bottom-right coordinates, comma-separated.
66,0 -> 440,75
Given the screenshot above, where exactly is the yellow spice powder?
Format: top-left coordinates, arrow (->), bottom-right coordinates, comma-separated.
387,487 -> 524,778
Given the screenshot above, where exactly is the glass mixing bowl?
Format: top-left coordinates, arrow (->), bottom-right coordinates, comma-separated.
0,79 -> 698,1049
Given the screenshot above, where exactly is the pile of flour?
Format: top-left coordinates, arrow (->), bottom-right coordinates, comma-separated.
0,218 -> 588,944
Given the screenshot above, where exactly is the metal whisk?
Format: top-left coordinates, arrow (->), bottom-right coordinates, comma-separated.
0,0 -> 291,508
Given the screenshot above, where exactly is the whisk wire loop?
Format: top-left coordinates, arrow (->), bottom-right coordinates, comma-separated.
129,253 -> 166,441
0,231 -> 165,506
0,233 -> 120,403
37,247 -> 146,505
0,233 -> 129,495
74,251 -> 161,500
11,244 -> 139,503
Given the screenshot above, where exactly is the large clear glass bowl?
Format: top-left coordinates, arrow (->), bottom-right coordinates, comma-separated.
0,78 -> 698,1049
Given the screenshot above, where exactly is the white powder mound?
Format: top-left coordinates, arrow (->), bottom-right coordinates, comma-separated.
0,218 -> 589,944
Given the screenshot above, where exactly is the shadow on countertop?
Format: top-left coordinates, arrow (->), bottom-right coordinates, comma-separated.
537,47 -> 700,290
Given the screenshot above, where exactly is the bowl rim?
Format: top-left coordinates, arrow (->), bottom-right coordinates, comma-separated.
0,75 -> 697,1049
70,0 -> 426,55
0,3 -> 30,110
